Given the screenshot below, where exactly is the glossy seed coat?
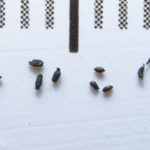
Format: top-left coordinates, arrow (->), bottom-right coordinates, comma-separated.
138,64 -> 145,80
90,81 -> 99,90
103,85 -> 113,93
94,67 -> 105,73
29,59 -> 44,67
146,58 -> 150,65
35,74 -> 43,90
52,68 -> 61,82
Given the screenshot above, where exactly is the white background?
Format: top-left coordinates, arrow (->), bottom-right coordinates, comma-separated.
0,0 -> 150,150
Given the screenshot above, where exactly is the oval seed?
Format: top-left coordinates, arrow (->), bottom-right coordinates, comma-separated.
90,81 -> 99,90
52,68 -> 61,82
146,57 -> 150,65
29,59 -> 44,67
94,66 -> 105,73
103,85 -> 113,93
138,64 -> 145,80
35,74 -> 43,90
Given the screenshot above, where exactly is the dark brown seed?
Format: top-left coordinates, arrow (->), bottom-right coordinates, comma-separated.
52,68 -> 61,82
146,58 -> 150,65
94,67 -> 105,73
103,85 -> 113,93
35,74 -> 43,90
90,81 -> 99,90
29,59 -> 44,67
138,64 -> 145,80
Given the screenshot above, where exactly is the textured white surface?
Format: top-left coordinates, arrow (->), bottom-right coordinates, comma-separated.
0,0 -> 150,150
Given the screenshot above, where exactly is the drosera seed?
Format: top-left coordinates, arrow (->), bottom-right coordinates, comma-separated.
29,59 -> 44,67
90,81 -> 99,90
52,68 -> 61,83
94,66 -> 105,73
146,57 -> 150,65
103,85 -> 113,93
35,74 -> 43,90
138,64 -> 145,80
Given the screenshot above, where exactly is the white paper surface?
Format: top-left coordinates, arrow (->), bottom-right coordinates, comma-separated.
0,0 -> 150,150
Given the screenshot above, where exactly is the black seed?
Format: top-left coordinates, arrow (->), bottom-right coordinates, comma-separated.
29,59 -> 44,67
94,66 -> 105,73
35,74 -> 43,90
103,85 -> 113,93
90,81 -> 99,90
138,64 -> 145,80
52,68 -> 61,82
146,58 -> 150,65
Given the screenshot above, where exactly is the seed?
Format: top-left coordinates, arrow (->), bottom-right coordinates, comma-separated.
146,58 -> 150,65
29,59 -> 44,67
52,68 -> 61,82
0,76 -> 2,79
94,66 -> 105,73
90,81 -> 99,90
138,64 -> 145,80
103,85 -> 113,93
35,74 -> 43,90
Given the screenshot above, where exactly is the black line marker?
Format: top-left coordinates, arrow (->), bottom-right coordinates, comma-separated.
69,0 -> 79,53
143,0 -> 150,29
0,0 -> 5,28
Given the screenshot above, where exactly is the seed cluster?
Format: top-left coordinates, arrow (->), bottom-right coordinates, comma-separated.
29,59 -> 61,90
94,0 -> 104,29
20,0 -> 30,29
143,0 -> 150,29
90,66 -> 113,94
0,0 -> 5,28
45,0 -> 54,29
118,0 -> 128,29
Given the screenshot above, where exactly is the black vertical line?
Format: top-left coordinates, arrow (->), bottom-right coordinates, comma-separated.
69,0 -> 79,53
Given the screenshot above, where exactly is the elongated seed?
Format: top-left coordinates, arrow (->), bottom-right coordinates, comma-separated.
138,64 -> 145,80
29,59 -> 44,67
103,85 -> 113,93
52,68 -> 61,82
90,81 -> 99,90
94,66 -> 105,73
146,58 -> 150,65
35,74 -> 43,90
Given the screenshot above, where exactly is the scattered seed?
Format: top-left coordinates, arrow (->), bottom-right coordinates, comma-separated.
103,85 -> 113,93
138,64 -> 145,80
94,66 -> 105,73
146,58 -> 150,65
52,68 -> 61,82
29,59 -> 44,67
90,81 -> 99,90
35,74 -> 43,90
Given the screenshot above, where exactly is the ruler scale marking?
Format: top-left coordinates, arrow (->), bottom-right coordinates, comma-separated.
69,0 -> 79,53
